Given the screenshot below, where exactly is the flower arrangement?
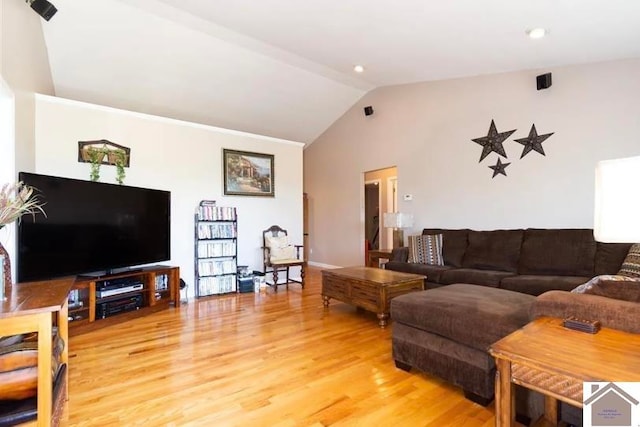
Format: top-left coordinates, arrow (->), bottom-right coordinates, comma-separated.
0,182 -> 46,227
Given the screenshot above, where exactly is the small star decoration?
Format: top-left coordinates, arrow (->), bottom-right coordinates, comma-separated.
513,124 -> 554,158
489,158 -> 510,178
471,120 -> 517,162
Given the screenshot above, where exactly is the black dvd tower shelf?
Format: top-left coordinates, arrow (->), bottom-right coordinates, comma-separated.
194,200 -> 238,297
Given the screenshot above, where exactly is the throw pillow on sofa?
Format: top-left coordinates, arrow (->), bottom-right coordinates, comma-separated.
618,243 -> 640,277
572,274 -> 640,303
408,234 -> 444,265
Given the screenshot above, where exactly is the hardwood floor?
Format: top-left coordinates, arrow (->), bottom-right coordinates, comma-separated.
63,267 -> 495,426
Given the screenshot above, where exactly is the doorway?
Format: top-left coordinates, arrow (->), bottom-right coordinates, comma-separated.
364,181 -> 381,250
364,166 -> 398,252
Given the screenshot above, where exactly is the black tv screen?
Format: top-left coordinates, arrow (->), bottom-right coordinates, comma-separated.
17,172 -> 171,282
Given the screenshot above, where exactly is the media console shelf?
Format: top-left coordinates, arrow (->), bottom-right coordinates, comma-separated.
68,265 -> 180,335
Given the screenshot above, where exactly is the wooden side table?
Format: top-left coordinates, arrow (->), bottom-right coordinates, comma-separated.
0,278 -> 73,426
489,317 -> 640,426
367,249 -> 393,268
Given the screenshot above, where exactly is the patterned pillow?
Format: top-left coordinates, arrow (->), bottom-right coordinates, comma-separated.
618,243 -> 640,277
572,274 -> 640,302
408,234 -> 444,265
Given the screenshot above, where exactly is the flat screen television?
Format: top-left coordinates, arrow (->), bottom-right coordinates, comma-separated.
17,172 -> 171,282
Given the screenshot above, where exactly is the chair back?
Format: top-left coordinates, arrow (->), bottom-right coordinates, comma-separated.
263,225 -> 288,248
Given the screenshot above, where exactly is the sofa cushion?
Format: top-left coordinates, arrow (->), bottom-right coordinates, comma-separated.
439,268 -> 516,287
500,275 -> 590,296
462,229 -> 524,273
384,261 -> 451,283
571,274 -> 640,302
618,243 -> 640,277
531,291 -> 640,333
422,228 -> 468,267
595,242 -> 633,275
518,229 -> 595,276
390,247 -> 409,263
408,234 -> 444,265
390,284 -> 535,351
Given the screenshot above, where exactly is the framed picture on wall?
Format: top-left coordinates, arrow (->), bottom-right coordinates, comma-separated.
223,149 -> 275,197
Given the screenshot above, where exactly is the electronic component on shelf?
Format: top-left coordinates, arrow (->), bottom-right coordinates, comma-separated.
96,294 -> 143,319
96,283 -> 143,298
96,277 -> 144,298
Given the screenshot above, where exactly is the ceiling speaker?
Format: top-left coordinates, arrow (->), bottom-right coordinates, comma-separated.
27,0 -> 57,21
536,73 -> 552,90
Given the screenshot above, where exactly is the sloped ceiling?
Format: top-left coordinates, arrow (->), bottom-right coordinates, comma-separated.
41,0 -> 640,144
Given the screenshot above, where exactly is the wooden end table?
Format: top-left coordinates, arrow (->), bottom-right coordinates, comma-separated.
489,317 -> 640,427
367,249 -> 393,268
1,278 -> 73,426
321,266 -> 425,327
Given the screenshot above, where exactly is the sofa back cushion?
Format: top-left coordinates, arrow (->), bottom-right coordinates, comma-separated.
595,242 -> 633,275
519,228 -> 596,276
462,229 -> 524,273
421,228 -> 468,267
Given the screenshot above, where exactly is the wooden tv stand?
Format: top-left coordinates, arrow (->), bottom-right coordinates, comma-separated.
68,265 -> 180,335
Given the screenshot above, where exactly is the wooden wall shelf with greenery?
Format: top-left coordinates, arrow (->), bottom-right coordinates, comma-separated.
78,139 -> 131,184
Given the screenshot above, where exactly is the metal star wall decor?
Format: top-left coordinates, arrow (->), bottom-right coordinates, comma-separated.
471,120 -> 517,162
489,158 -> 510,178
513,124 -> 554,158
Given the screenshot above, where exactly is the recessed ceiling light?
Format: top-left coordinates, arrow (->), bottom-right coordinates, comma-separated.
354,65 -> 365,73
527,28 -> 547,39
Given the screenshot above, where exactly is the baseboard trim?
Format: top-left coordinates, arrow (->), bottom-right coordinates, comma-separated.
307,261 -> 341,269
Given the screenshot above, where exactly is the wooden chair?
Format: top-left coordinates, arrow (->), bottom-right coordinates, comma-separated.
262,225 -> 305,292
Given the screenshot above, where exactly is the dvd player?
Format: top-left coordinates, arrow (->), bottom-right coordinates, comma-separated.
96,283 -> 144,298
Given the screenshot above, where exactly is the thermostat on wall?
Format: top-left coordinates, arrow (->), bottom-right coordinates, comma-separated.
403,194 -> 413,201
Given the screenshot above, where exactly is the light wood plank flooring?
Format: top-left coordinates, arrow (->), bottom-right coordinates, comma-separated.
63,267 -> 495,426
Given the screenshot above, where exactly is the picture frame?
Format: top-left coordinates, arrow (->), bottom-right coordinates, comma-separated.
223,149 -> 275,197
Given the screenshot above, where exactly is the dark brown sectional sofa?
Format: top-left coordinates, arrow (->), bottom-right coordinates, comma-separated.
386,228 -> 635,424
386,228 -> 631,295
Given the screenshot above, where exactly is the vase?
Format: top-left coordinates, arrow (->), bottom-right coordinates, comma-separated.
0,240 -> 11,299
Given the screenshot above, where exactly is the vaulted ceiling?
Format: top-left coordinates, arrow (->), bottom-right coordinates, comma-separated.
40,0 -> 640,144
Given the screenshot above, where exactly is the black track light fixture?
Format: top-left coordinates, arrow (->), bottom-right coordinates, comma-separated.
26,0 -> 58,21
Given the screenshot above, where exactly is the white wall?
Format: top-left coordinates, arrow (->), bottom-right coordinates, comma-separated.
304,58 -> 640,267
0,0 -> 54,94
33,95 -> 304,297
1,0 -> 55,283
0,78 -> 16,280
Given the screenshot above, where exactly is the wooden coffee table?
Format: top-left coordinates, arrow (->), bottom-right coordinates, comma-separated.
489,317 -> 640,426
321,266 -> 425,327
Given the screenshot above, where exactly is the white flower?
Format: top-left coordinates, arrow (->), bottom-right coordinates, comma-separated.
0,182 -> 46,226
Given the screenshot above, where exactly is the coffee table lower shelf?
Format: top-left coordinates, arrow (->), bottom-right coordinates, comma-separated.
321,266 -> 425,327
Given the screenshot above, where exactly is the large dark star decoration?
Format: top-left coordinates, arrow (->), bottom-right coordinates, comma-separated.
471,120 -> 516,162
513,124 -> 554,158
489,158 -> 510,178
